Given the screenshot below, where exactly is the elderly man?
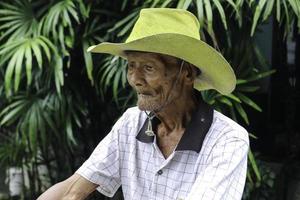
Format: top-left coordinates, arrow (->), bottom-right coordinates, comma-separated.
38,8 -> 249,200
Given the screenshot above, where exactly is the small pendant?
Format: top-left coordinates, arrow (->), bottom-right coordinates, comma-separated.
145,112 -> 155,136
145,129 -> 155,136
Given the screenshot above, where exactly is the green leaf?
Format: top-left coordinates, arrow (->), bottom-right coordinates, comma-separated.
204,0 -> 213,35
236,92 -> 262,112
78,0 -> 89,19
176,0 -> 185,9
40,36 -> 58,53
36,38 -> 51,61
63,8 -> 73,28
161,0 -> 173,8
0,1 -> 36,41
237,86 -> 260,92
4,52 -> 18,96
14,47 -> 25,92
0,2 -> 19,12
196,0 -> 204,28
211,0 -> 228,30
248,149 -> 262,182
121,0 -> 128,11
117,15 -> 138,37
183,0 -> 193,10
287,0 -> 299,16
249,133 -> 258,139
82,41 -> 94,84
236,80 -> 247,86
263,0 -> 275,21
234,102 -> 249,124
251,0 -> 267,36
66,114 -> 77,146
25,44 -> 32,85
0,100 -> 29,126
42,111 -> 59,136
225,0 -> 239,13
276,0 -> 281,21
109,10 -> 138,32
0,99 -> 27,118
71,110 -> 82,128
0,40 -> 24,62
225,94 -> 241,103
53,55 -> 64,94
66,2 -> 79,23
31,40 -> 43,69
59,25 -> 65,52
201,90 -> 220,104
282,1 -> 290,35
246,69 -> 276,82
229,106 -> 238,122
218,96 -> 233,107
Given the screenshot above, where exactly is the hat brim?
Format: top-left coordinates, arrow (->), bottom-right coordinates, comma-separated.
88,33 -> 236,95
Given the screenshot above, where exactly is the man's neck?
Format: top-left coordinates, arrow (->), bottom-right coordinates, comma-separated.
154,90 -> 198,135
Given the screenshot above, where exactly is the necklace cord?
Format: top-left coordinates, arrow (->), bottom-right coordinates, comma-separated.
144,60 -> 185,136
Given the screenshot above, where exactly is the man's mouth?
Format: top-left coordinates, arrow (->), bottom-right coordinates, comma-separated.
137,92 -> 153,98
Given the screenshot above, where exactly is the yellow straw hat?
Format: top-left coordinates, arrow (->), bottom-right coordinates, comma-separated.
88,8 -> 236,95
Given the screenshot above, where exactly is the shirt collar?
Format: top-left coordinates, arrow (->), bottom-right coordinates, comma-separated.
136,93 -> 214,153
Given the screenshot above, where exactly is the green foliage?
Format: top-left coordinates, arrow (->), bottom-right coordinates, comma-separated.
0,1 -> 39,41
250,0 -> 300,36
0,0 -> 297,199
0,90 -> 87,151
1,36 -> 57,95
0,133 -> 27,167
243,156 -> 277,200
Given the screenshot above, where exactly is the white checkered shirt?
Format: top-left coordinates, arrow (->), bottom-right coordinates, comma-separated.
76,102 -> 249,200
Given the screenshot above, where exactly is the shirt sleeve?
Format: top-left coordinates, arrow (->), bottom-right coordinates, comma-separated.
75,113 -> 128,197
186,131 -> 249,200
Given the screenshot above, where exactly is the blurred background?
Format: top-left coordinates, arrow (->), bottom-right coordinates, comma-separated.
0,0 -> 299,199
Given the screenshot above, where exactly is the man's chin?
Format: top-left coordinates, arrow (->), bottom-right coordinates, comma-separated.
137,100 -> 160,112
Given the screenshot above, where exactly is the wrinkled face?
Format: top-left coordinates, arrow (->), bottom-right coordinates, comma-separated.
126,51 -> 182,111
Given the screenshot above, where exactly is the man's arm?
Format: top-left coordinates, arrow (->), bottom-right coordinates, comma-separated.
38,109 -> 129,200
37,173 -> 98,200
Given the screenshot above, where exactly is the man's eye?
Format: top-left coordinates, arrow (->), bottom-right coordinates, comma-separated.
128,64 -> 134,70
144,65 -> 153,71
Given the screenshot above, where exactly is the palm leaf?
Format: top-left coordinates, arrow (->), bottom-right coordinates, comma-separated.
40,0 -> 80,52
248,149 -> 262,182
204,0 -> 213,35
196,0 -> 204,28
177,0 -> 192,10
263,0 -> 275,21
236,92 -> 262,112
211,0 -> 228,30
233,102 -> 249,124
1,36 -> 58,95
251,0 -> 267,36
0,1 -> 37,41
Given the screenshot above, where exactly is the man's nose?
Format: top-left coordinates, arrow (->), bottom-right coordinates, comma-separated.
128,67 -> 145,87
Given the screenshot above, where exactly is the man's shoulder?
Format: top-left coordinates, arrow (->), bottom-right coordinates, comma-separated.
113,106 -> 146,132
123,106 -> 141,115
121,106 -> 144,122
211,110 -> 249,144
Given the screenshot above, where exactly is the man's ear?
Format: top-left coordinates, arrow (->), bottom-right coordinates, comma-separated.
183,63 -> 197,85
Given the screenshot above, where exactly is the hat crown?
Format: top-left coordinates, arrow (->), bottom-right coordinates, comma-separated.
126,8 -> 200,43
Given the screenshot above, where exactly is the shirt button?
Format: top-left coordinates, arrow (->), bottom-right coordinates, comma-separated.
157,170 -> 163,175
